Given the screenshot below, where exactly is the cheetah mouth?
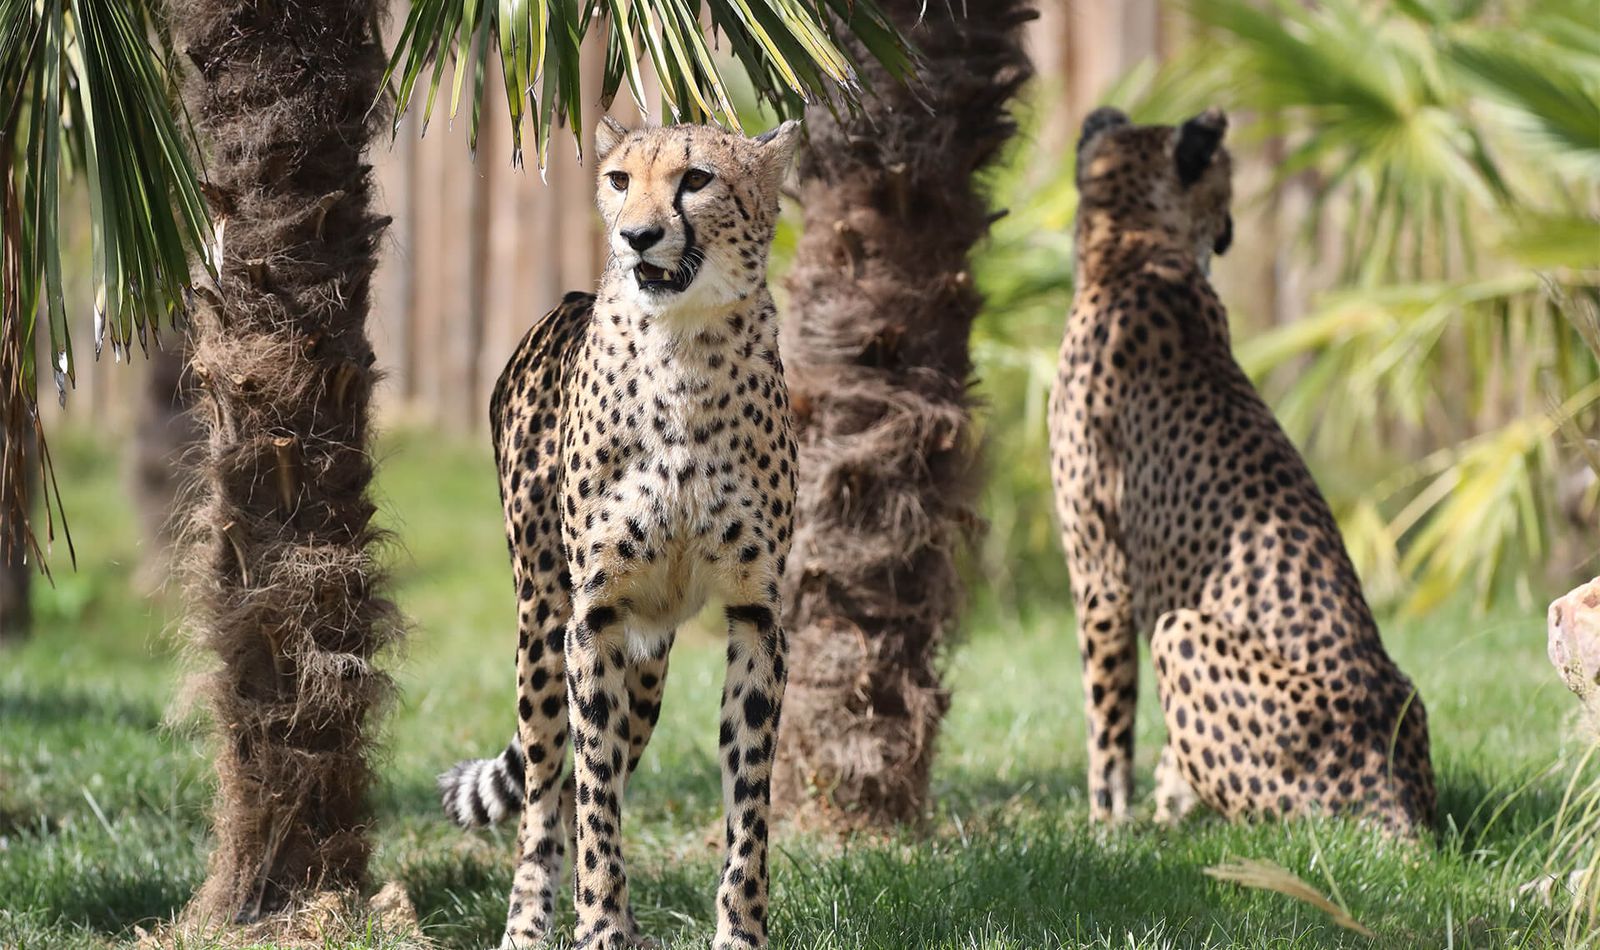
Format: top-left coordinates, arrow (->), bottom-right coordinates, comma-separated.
635,262 -> 675,286
633,250 -> 703,294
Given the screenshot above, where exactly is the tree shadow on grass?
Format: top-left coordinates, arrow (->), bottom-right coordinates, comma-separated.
0,811 -> 201,943
397,797 -> 1523,950
37,870 -> 196,940
0,682 -> 165,734
937,758 -> 1579,858
1436,760 -> 1592,868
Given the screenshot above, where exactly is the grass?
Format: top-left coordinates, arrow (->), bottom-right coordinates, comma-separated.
0,428 -> 1591,949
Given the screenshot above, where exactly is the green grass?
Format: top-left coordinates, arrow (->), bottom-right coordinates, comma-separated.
1,429 -> 1589,948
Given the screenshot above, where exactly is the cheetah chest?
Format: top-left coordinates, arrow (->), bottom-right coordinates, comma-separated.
567,330 -> 788,646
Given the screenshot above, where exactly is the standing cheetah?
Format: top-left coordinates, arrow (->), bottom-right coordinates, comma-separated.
1048,107 -> 1435,834
440,118 -> 802,949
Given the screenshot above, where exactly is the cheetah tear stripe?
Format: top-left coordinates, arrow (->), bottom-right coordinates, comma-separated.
439,737 -> 524,827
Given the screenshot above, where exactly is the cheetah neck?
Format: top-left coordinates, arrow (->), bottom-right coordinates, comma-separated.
1074,208 -> 1211,281
587,293 -> 780,399
594,277 -> 777,350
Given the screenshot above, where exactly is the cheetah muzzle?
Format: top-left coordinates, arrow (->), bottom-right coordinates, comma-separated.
438,117 -> 803,950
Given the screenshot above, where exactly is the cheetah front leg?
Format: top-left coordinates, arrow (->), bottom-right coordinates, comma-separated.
1073,584 -> 1138,823
619,637 -> 672,947
714,600 -> 787,949
566,599 -> 634,950
1053,447 -> 1138,823
503,558 -> 574,948
551,640 -> 673,949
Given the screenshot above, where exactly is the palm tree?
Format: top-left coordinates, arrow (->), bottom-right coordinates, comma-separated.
771,0 -> 1033,828
0,0 -> 209,591
383,1 -> 911,162
172,0 -> 401,921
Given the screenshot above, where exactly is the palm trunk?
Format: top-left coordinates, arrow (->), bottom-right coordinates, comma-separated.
0,426 -> 29,643
176,0 -> 398,921
773,1 -> 1033,827
130,342 -> 199,593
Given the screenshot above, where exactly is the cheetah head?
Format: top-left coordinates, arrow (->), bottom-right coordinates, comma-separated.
1075,107 -> 1234,268
594,118 -> 801,318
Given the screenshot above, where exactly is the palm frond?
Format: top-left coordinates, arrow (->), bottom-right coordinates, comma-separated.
1181,0 -> 1521,285
382,0 -> 914,163
1448,39 -> 1600,180
1238,271 -> 1600,613
1501,214 -> 1600,271
1,0 -> 210,569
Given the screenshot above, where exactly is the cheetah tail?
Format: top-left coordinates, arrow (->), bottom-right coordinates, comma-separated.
438,737 -> 524,828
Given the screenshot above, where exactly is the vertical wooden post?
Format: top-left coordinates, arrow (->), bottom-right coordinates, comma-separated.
410,123 -> 445,424
478,79 -> 519,422
457,147 -> 491,429
372,71 -> 420,404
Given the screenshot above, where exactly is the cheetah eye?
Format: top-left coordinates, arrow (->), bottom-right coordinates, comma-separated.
682,168 -> 714,192
606,171 -> 629,192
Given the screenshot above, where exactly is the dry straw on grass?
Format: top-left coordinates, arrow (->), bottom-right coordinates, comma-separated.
1204,857 -> 1375,938
136,881 -> 428,949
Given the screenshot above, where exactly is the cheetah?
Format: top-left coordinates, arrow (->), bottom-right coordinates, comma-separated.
1048,106 -> 1436,835
439,117 -> 802,949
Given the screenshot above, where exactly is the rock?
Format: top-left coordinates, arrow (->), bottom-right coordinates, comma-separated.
1548,577 -> 1600,709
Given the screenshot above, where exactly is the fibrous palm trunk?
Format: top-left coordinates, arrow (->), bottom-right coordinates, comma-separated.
131,342 -> 199,593
774,0 -> 1033,827
176,0 -> 397,921
0,427 -> 29,643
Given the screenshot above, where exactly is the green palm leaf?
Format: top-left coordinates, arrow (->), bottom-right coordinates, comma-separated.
381,0 -> 913,162
1,0 -> 211,570
1448,40 -> 1600,179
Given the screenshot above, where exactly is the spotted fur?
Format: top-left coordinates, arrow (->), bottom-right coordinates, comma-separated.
445,118 -> 801,949
1048,107 -> 1435,834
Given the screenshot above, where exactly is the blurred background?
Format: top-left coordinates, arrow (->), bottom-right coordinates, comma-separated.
5,0 -> 1596,634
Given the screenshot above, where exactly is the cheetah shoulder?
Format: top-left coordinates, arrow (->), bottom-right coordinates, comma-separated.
490,291 -> 597,444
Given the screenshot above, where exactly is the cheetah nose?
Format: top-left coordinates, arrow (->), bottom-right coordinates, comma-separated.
621,226 -> 664,252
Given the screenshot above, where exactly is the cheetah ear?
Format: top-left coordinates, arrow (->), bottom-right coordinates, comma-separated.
1175,108 -> 1228,187
595,115 -> 629,161
1077,106 -> 1129,155
753,119 -> 802,193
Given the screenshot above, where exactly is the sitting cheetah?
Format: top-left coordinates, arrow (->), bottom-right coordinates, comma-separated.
440,118 -> 801,949
1048,107 -> 1435,834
